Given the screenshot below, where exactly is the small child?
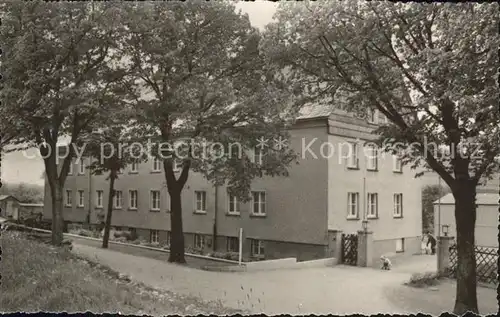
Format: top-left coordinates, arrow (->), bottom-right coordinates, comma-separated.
381,256 -> 392,270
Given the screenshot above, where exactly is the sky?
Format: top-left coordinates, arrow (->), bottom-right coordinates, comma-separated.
1,1 -> 279,186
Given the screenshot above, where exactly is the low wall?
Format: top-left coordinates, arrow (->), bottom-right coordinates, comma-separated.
293,257 -> 338,268
203,257 -> 338,272
8,224 -> 241,266
245,257 -> 297,271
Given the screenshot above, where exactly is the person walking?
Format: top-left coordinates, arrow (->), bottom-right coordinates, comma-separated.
426,232 -> 437,255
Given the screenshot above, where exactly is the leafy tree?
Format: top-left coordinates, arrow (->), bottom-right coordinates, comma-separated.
83,120 -> 147,249
121,2 -> 296,263
0,1 -> 125,245
263,1 -> 499,313
0,182 -> 44,203
422,184 -> 448,234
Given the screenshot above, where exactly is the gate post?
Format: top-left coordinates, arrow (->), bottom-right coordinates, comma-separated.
327,230 -> 343,264
437,236 -> 454,274
357,230 -> 373,267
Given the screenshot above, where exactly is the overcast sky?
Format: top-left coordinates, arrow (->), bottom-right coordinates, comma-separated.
2,1 -> 279,186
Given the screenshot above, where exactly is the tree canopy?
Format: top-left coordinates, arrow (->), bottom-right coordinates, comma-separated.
263,1 -> 499,188
121,1 -> 297,200
262,2 -> 499,313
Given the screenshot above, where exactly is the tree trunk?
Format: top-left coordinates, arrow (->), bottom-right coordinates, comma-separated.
168,187 -> 186,263
213,185 -> 218,251
50,182 -> 65,246
452,180 -> 478,314
102,171 -> 116,249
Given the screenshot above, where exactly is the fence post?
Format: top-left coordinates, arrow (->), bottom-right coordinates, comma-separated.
357,230 -> 373,267
437,236 -> 454,274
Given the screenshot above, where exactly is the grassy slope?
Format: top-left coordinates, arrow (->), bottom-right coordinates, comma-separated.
0,231 -> 244,315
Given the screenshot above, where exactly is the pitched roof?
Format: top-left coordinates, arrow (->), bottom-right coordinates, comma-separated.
433,193 -> 499,206
296,104 -> 334,120
0,195 -> 19,202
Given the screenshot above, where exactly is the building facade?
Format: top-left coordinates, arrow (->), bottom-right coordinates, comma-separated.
44,107 -> 423,262
434,193 -> 499,248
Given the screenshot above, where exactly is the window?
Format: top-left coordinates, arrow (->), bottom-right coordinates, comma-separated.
393,155 -> 402,173
68,162 -> 73,175
394,193 -> 403,218
367,193 -> 378,218
96,190 -> 103,208
347,143 -> 359,168
347,192 -> 359,219
150,190 -> 160,211
114,190 -> 123,209
250,239 -> 264,256
251,191 -> 266,216
130,160 -> 139,173
226,237 -> 239,252
367,108 -> 378,124
78,159 -> 85,175
366,145 -> 378,171
150,230 -> 159,244
65,190 -> 72,206
227,192 -> 240,215
77,190 -> 84,207
152,157 -> 162,172
129,190 -> 138,210
253,147 -> 263,165
194,234 -> 205,249
166,231 -> 171,247
195,191 -> 207,213
396,238 -> 405,253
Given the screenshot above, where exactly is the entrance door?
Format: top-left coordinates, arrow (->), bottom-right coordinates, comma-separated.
12,206 -> 19,220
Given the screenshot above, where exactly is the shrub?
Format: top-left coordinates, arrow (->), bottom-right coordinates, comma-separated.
69,228 -> 92,237
67,223 -> 83,231
407,271 -> 444,288
90,230 -> 102,239
185,246 -> 204,255
142,242 -> 160,248
114,237 -> 128,243
208,251 -> 239,261
77,230 -> 90,237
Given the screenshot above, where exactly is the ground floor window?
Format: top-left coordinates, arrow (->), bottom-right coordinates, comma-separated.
250,239 -> 265,256
226,237 -> 239,252
150,230 -> 159,244
396,238 -> 405,253
194,234 -> 205,249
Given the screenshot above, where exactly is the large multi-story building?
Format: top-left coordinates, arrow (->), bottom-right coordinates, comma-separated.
44,106 -> 423,262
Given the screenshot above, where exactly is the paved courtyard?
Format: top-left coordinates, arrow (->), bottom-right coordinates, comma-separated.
71,242 -> 496,315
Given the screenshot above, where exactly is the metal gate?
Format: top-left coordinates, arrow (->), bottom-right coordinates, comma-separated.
341,233 -> 358,266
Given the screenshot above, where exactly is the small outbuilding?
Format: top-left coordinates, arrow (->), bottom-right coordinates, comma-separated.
0,195 -> 21,220
433,193 -> 498,248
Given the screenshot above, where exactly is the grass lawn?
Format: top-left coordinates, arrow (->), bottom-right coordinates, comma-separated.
383,278 -> 498,315
0,231 -> 244,315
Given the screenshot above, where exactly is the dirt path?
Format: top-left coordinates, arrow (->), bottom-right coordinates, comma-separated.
72,243 -> 412,315
72,242 -> 497,315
